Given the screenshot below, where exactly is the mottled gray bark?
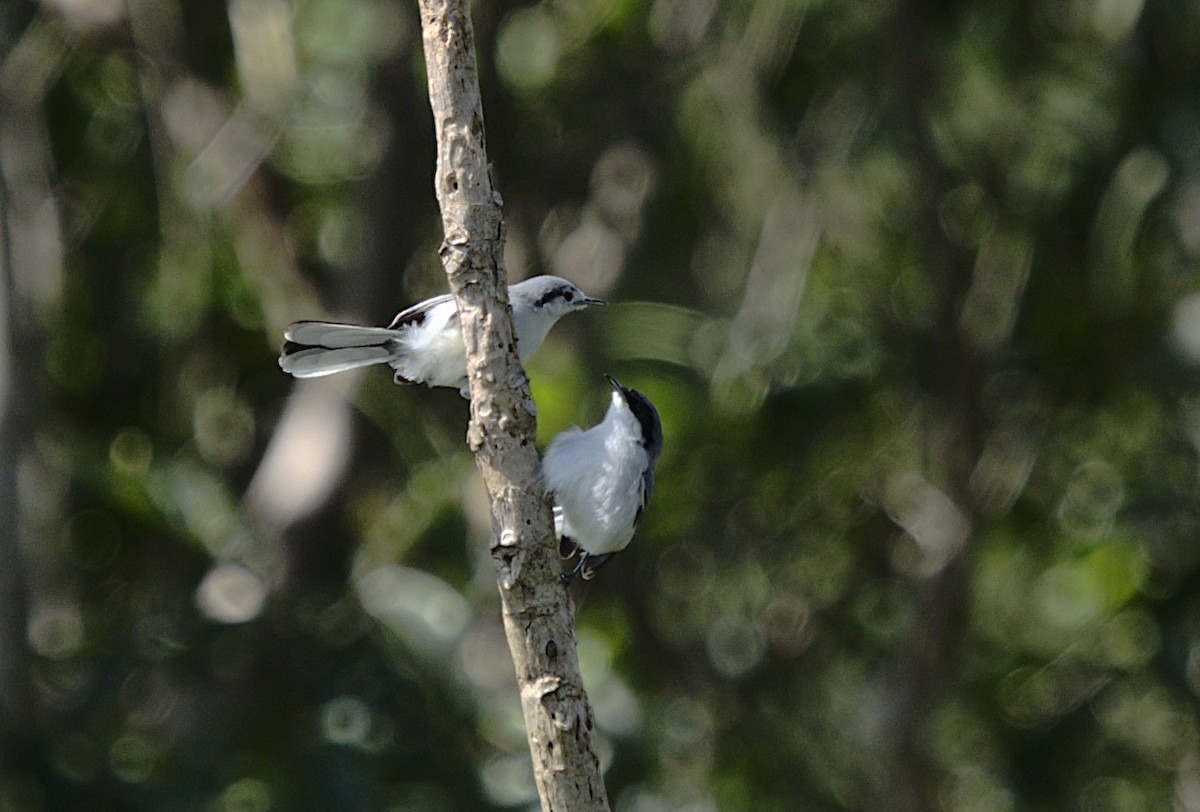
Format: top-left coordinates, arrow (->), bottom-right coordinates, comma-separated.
415,2 -> 610,810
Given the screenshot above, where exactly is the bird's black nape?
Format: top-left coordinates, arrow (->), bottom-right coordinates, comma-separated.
605,375 -> 664,461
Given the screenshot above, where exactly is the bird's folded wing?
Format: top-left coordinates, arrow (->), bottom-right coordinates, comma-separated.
386,293 -> 455,329
634,467 -> 655,526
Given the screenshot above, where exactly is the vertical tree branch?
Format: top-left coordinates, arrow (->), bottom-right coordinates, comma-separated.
0,96 -> 33,772
880,1 -> 986,808
415,2 -> 610,810
0,35 -> 59,768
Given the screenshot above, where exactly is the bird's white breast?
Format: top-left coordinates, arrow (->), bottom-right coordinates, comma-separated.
510,306 -> 556,363
543,398 -> 648,555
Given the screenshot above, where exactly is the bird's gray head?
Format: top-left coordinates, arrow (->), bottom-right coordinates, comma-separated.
605,374 -> 663,461
511,276 -> 606,319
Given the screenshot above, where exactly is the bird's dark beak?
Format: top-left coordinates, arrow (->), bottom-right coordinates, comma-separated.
580,296 -> 607,307
605,373 -> 622,391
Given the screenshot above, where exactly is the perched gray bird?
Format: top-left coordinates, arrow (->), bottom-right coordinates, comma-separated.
543,374 -> 663,585
279,275 -> 605,397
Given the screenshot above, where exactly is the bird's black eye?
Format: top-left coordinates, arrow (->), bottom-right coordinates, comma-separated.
564,291 -> 574,302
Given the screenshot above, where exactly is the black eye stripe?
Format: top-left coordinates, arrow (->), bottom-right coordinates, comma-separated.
533,286 -> 575,308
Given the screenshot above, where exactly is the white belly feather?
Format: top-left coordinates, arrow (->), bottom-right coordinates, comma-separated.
389,304 -> 468,389
542,404 -> 648,555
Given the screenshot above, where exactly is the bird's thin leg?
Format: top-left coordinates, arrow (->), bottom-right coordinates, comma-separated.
560,553 -> 589,587
580,553 -> 614,580
558,536 -> 579,560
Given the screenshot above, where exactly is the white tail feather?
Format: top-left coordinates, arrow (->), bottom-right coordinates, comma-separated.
280,346 -> 393,377
284,322 -> 399,348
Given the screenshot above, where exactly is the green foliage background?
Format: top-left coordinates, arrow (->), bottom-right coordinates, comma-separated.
2,0 -> 1200,810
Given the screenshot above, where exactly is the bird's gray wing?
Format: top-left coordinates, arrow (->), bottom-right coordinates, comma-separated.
386,293 -> 456,330
634,467 -> 655,527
